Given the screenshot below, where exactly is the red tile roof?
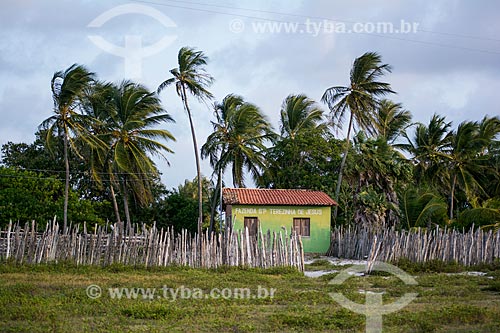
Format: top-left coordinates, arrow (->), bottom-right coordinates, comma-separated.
223,188 -> 337,206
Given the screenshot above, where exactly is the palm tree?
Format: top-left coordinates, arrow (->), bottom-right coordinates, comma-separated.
280,94 -> 326,139
401,115 -> 500,220
158,46 -> 214,236
373,99 -> 412,143
398,114 -> 452,184
399,186 -> 448,229
39,64 -> 96,227
445,117 -> 500,219
82,81 -> 123,225
202,94 -> 272,188
202,94 -> 272,231
321,52 -> 394,218
106,81 -> 176,229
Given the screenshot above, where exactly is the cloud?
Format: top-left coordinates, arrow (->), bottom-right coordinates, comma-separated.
1,0 -> 499,188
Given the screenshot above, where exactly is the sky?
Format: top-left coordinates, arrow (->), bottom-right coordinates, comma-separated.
1,0 -> 499,189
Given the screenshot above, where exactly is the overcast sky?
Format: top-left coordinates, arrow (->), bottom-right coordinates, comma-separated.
1,0 -> 499,189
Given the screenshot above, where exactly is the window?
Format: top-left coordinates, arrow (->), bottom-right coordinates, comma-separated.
293,218 -> 310,237
244,217 -> 259,236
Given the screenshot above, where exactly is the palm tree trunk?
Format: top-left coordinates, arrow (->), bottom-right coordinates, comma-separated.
122,176 -> 131,233
333,112 -> 354,220
181,84 -> 203,237
450,173 -> 457,220
63,131 -> 70,232
209,169 -> 221,233
109,181 -> 121,224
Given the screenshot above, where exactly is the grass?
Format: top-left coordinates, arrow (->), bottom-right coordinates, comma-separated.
0,261 -> 499,332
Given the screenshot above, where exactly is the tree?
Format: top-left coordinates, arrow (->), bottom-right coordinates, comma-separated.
158,46 -> 214,236
81,81 -> 123,223
39,64 -> 97,228
373,99 -> 412,143
444,117 -> 500,219
260,131 -> 341,193
345,132 -> 412,226
202,94 -> 272,188
399,114 -> 452,185
202,94 -> 272,231
455,197 -> 500,230
280,94 -> 326,139
399,185 -> 448,229
163,178 -> 213,234
0,167 -> 107,228
322,52 -> 394,219
102,81 -> 176,229
1,131 -> 111,205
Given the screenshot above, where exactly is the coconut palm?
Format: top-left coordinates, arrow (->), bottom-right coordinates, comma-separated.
321,52 -> 394,218
202,94 -> 272,188
399,186 -> 448,229
82,81 -> 123,224
39,64 -> 96,227
398,114 -> 452,184
280,94 -> 326,139
373,99 -> 412,143
202,94 -> 272,231
105,81 -> 176,228
445,117 -> 500,219
158,46 -> 214,235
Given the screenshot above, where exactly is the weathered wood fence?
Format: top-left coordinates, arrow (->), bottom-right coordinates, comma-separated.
328,225 -> 500,266
0,220 -> 304,271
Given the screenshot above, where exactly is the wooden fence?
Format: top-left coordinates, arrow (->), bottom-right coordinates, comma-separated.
328,225 -> 500,266
0,220 -> 304,271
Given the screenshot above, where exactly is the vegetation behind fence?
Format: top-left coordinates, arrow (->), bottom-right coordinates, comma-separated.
0,221 -> 304,271
328,225 -> 500,266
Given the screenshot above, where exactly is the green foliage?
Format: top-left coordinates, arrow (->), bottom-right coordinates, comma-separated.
260,130 -> 341,193
455,198 -> 500,230
280,93 -> 326,139
4,52 -> 500,233
0,167 -> 106,227
1,130 -> 112,203
344,133 -> 412,226
158,46 -> 215,234
100,80 -> 175,207
146,178 -> 213,233
202,94 -> 273,188
399,186 -> 448,228
373,99 -> 412,143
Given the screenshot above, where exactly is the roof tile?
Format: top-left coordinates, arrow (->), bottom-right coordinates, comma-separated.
223,188 -> 337,206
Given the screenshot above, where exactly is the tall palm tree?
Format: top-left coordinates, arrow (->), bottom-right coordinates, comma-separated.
399,114 -> 452,185
202,94 -> 272,232
280,94 -> 326,139
158,46 -> 214,236
321,52 -> 394,218
39,64 -> 96,227
445,117 -> 500,219
202,94 -> 272,188
82,81 -> 123,224
373,99 -> 412,143
106,81 -> 176,228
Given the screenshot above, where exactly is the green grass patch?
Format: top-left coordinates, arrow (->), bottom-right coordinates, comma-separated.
0,261 -> 499,332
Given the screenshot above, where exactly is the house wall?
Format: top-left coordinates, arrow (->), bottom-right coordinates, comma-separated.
228,204 -> 331,253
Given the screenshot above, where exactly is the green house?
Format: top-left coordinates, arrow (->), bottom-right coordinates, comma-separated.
223,188 -> 337,253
